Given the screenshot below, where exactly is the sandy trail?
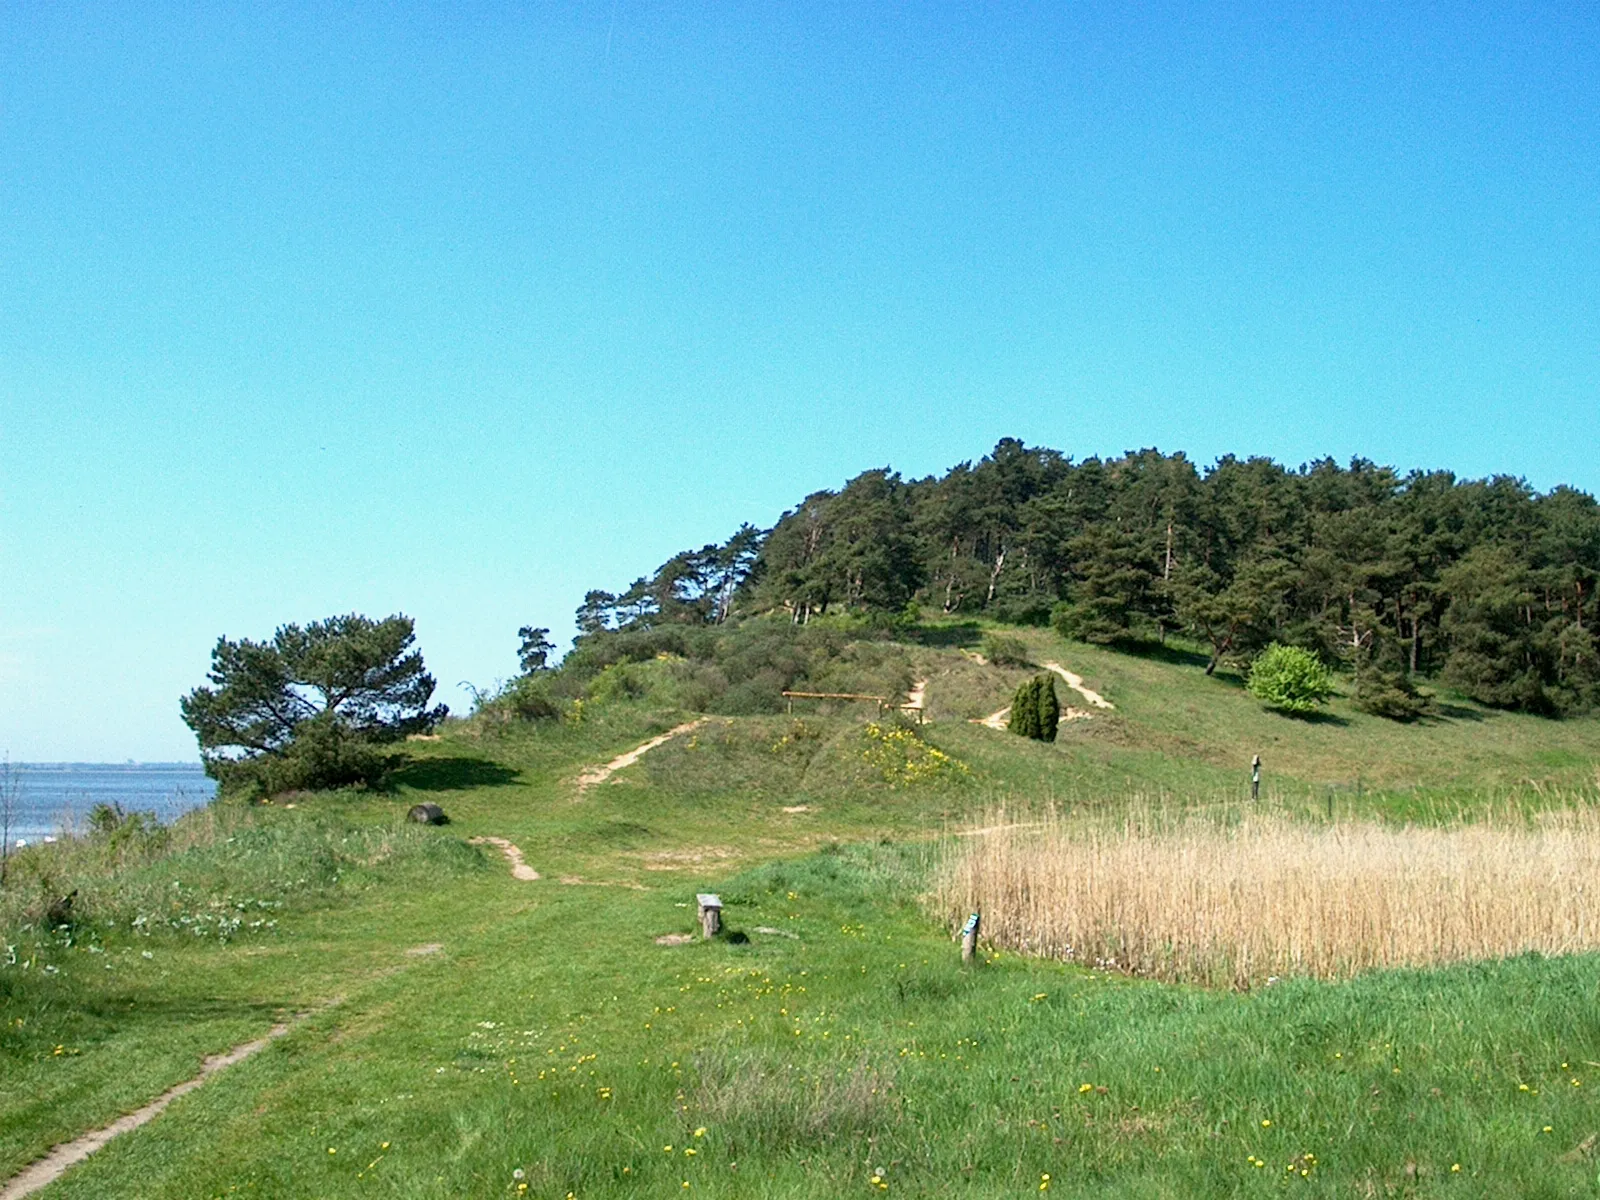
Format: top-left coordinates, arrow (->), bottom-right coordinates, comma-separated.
976,705 -> 1011,730
973,658 -> 1109,730
1041,662 -> 1114,709
468,836 -> 540,880
577,719 -> 706,792
0,1024 -> 294,1200
902,679 -> 928,718
954,821 -> 1047,837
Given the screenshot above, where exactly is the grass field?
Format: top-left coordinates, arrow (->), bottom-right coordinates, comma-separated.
5,625 -> 1600,1197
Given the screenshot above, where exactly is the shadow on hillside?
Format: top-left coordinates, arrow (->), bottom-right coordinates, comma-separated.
1103,640 -> 1214,671
1429,701 -> 1487,723
393,756 -> 521,791
912,621 -> 983,648
1274,709 -> 1350,727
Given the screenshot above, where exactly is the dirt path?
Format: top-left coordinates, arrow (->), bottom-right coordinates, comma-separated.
1041,662 -> 1113,709
954,821 -> 1047,837
468,836 -> 540,880
0,1023 -> 293,1199
975,705 -> 1011,730
576,719 -> 706,792
905,679 -> 928,715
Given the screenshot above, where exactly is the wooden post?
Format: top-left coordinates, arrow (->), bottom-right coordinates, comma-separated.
1251,754 -> 1261,801
697,893 -> 722,939
959,912 -> 980,963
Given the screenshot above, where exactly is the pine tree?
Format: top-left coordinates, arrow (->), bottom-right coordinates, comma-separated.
1008,677 -> 1041,738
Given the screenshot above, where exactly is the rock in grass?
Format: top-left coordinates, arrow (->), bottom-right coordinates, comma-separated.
46,889 -> 77,928
407,803 -> 448,826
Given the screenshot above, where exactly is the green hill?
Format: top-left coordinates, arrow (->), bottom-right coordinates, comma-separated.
4,623 -> 1600,1196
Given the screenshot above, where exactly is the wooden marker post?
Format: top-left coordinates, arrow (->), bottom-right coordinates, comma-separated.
697,893 -> 722,939
1251,755 -> 1261,801
959,912 -> 980,963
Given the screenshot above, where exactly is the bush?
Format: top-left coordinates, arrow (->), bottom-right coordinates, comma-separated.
1246,644 -> 1334,714
1008,674 -> 1059,742
1353,666 -> 1430,722
211,714 -> 402,797
981,633 -> 1032,667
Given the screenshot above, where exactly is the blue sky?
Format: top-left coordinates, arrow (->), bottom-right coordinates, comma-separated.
4,2 -> 1598,761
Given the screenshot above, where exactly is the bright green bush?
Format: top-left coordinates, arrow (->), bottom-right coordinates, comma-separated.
1246,643 -> 1334,713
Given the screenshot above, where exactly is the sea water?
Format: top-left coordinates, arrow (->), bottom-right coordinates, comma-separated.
3,763 -> 216,845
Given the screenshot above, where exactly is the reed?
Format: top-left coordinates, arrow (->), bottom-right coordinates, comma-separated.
940,798 -> 1600,987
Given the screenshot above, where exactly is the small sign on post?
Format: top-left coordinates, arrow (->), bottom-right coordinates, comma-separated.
959,912 -> 980,963
697,893 -> 722,939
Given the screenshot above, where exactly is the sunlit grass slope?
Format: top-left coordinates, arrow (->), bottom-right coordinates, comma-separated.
3,627 -> 1600,1196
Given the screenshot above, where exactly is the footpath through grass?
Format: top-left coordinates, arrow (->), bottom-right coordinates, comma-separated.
5,635 -> 1600,1196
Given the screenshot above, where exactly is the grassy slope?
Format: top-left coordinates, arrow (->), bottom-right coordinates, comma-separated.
4,631 -> 1600,1197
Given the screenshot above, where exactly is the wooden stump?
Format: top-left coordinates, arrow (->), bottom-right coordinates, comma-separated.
959,912 -> 980,963
697,893 -> 722,939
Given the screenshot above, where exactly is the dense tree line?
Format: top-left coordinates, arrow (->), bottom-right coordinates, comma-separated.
573,440 -> 1600,715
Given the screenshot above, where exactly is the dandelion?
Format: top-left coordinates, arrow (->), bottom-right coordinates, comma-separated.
1543,1125 -> 1554,1134
513,1169 -> 524,1180
1078,1083 -> 1093,1093
1261,1119 -> 1272,1128
694,1127 -> 707,1138
684,1148 -> 696,1157
1451,1164 -> 1461,1173
1040,1172 -> 1051,1191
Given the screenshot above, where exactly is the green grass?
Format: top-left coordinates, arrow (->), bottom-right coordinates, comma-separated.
4,628 -> 1600,1196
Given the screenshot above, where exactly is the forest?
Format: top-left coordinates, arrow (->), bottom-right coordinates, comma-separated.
570,440 -> 1600,717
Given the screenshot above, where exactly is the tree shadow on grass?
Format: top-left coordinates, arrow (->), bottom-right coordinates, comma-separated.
910,622 -> 983,648
1101,639 -> 1214,671
1270,709 -> 1350,727
1428,701 -> 1488,723
391,756 -> 521,792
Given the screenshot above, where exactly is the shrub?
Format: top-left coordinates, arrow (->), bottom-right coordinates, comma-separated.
1352,666 -> 1430,722
1246,643 -> 1334,714
210,713 -> 402,798
1008,674 -> 1059,742
980,633 -> 1031,667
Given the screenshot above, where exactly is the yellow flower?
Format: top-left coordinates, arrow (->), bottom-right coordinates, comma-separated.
1261,1119 -> 1272,1128
1078,1083 -> 1093,1093
1451,1164 -> 1461,1173
694,1127 -> 707,1138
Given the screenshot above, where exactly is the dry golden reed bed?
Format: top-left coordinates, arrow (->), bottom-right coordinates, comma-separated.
940,804 -> 1600,988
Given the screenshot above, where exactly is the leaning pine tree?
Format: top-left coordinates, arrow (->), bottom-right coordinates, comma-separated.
1008,674 -> 1060,742
181,613 -> 447,796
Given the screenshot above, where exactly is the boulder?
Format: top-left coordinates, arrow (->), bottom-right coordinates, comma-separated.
46,889 -> 77,928
407,803 -> 448,826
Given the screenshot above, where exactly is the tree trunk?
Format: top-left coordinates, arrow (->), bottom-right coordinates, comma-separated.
985,547 -> 1006,607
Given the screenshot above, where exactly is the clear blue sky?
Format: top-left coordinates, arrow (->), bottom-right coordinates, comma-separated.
4,3 -> 1598,761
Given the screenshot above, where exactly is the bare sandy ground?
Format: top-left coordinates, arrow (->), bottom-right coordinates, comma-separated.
972,661 -> 1111,730
1041,661 -> 1114,709
468,836 -> 540,880
576,720 -> 707,792
0,1024 -> 294,1199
